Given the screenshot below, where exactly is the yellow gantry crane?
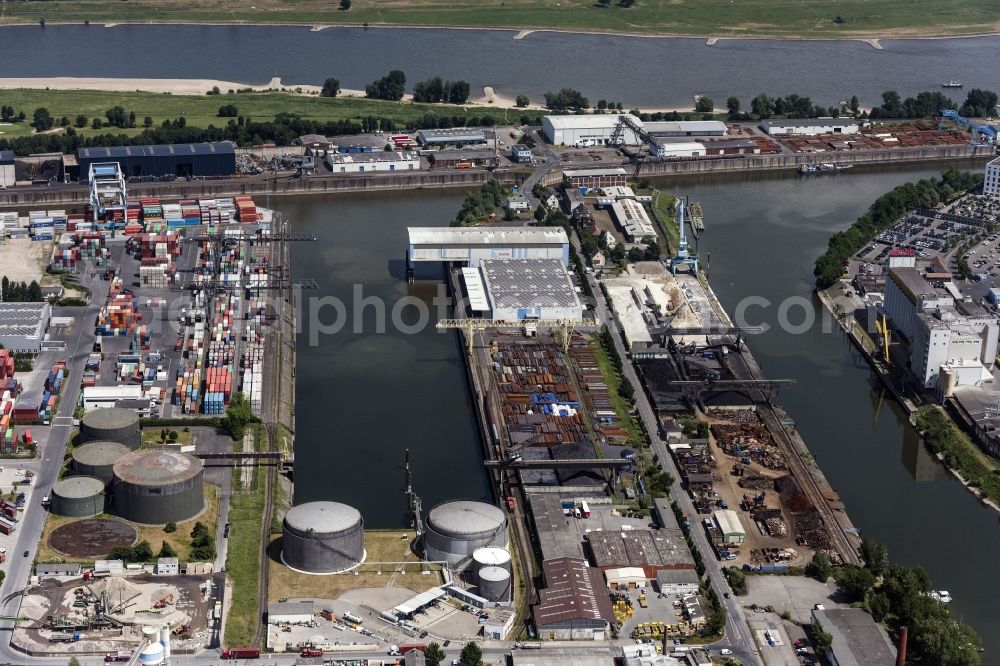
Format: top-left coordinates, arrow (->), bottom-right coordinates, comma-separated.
876,313 -> 891,365
436,319 -> 577,354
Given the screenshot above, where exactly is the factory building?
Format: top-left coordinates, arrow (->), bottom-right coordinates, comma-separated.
0,302 -> 50,353
36,563 -> 83,579
72,440 -> 131,485
76,142 -> 236,180
712,509 -> 746,544
417,128 -> 488,147
883,265 -> 998,390
112,450 -> 204,524
0,150 -> 13,188
408,226 -> 570,269
268,600 -> 315,624
650,141 -> 705,158
423,500 -> 508,569
585,529 -> 696,577
760,118 -> 859,136
985,155 -> 1000,198
644,120 -> 728,137
655,569 -> 700,596
701,139 -> 762,156
282,501 -> 365,573
296,134 -> 337,156
51,476 -> 105,517
80,407 -> 142,450
326,151 -> 420,173
81,384 -> 147,412
542,114 -> 645,146
563,168 -> 628,190
811,608 -> 896,665
533,558 -> 615,640
471,258 -> 584,321
607,197 -> 657,241
429,149 -> 498,169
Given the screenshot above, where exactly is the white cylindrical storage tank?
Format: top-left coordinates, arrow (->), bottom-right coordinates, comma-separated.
138,640 -> 164,666
424,500 -> 508,569
472,547 -> 512,576
478,566 -> 511,602
160,625 -> 171,658
281,501 -> 365,573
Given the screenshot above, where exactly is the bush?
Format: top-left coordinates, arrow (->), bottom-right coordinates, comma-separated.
321,78 -> 341,98
217,104 -> 239,117
164,522 -> 177,534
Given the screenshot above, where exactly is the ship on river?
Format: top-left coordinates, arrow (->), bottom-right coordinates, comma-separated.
798,163 -> 854,175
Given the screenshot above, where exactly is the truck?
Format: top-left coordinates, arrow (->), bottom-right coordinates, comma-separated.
0,519 -> 15,535
301,648 -> 323,657
105,652 -> 131,662
579,500 -> 591,518
516,642 -> 542,650
221,648 -> 260,659
342,611 -> 362,625
398,643 -> 428,654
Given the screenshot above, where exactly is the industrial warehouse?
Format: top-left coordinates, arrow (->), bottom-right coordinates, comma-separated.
74,142 -> 236,180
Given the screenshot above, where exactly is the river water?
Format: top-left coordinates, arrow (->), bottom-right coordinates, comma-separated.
0,24 -> 998,108
283,160 -> 999,656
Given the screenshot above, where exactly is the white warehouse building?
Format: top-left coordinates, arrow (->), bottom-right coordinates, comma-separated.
469,258 -> 584,321
985,155 -> 1000,198
543,114 -> 645,146
326,151 -> 420,173
760,118 -> 859,136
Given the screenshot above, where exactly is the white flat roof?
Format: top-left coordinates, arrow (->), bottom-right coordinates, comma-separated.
462,267 -> 491,312
544,113 -> 642,130
660,142 -> 706,152
646,120 -> 727,133
408,227 -> 568,246
393,587 -> 447,615
82,385 -> 144,400
713,509 -> 745,536
563,168 -> 628,178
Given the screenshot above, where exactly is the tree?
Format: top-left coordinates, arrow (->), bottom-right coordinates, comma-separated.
459,643 -> 482,666
73,114 -> 87,128
814,630 -> 833,656
218,104 -> 239,117
321,77 -> 341,98
132,540 -> 153,562
340,0 -> 352,8
860,537 -> 888,578
164,521 -> 177,533
105,105 -> 128,128
515,95 -> 529,108
726,96 -> 741,119
960,88 -> 999,118
880,90 -> 903,117
191,522 -> 209,539
424,643 -> 445,665
68,658 -> 81,666
32,107 -> 54,131
167,430 -> 179,442
694,96 -> 714,113
598,0 -> 611,5
143,115 -> 153,128
849,95 -> 860,117
365,70 -> 406,101
543,88 -> 589,111
128,111 -> 136,127
222,392 -> 256,440
59,116 -> 70,127
834,565 -> 875,602
447,80 -> 471,104
0,105 -> 14,122
158,541 -> 177,558
806,551 -> 832,582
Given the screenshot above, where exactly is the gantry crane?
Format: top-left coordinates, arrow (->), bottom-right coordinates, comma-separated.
436,318 -> 579,354
939,109 -> 998,145
876,313 -> 891,365
670,195 -> 699,275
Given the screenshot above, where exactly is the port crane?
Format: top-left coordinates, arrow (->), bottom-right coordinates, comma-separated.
938,108 -> 999,145
875,313 -> 892,365
670,195 -> 698,275
609,114 -> 665,157
436,318 -> 580,354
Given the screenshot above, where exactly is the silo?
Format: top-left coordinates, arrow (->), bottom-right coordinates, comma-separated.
472,547 -> 512,576
112,450 -> 204,524
424,500 -> 508,568
138,639 -> 164,666
478,566 -> 511,602
51,476 -> 105,517
281,501 -> 365,574
72,440 -> 131,485
159,625 -> 171,659
80,408 -> 141,450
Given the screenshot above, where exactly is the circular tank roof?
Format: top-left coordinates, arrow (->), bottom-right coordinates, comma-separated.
73,440 -> 131,466
82,407 -> 139,429
479,566 -> 511,582
473,547 -> 511,566
113,450 -> 202,485
285,501 -> 362,534
428,500 -> 505,537
53,476 -> 105,498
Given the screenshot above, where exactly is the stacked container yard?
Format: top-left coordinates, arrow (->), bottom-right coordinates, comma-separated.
181,200 -> 201,225
50,235 -> 79,270
240,296 -> 266,416
0,350 -> 21,454
216,197 -> 236,222
235,196 -> 258,222
0,212 -> 16,243
48,210 -> 68,234
28,211 -> 54,240
37,360 -> 67,421
199,198 -> 223,225
97,291 -> 140,336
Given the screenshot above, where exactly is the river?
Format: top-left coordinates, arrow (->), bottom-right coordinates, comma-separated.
0,24 -> 998,108
282,161 -> 999,656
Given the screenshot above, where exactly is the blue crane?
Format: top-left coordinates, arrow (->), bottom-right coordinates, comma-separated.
939,108 -> 998,144
670,195 -> 699,275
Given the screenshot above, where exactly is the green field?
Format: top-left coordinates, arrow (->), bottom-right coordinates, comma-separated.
2,0 -> 997,38
0,89 -> 528,140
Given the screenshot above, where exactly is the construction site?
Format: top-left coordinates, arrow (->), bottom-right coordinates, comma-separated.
13,572 -> 213,658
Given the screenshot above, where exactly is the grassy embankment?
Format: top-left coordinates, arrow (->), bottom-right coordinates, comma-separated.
916,405 -> 1000,505
0,89 -> 527,139
1,0 -> 998,38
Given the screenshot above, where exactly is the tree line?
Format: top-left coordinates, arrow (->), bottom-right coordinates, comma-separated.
813,169 -> 982,288
412,77 -> 471,104
1,277 -> 43,302
451,179 -> 507,227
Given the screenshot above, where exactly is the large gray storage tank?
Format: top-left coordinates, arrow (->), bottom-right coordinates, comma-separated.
72,440 -> 131,485
80,408 -> 141,450
472,547 -> 512,576
478,566 -> 511,602
112,450 -> 204,524
424,500 -> 508,568
51,476 -> 105,517
281,501 -> 365,574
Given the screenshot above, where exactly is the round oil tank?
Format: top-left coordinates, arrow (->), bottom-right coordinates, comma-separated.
424,500 -> 508,568
281,501 -> 365,574
478,566 -> 511,602
72,440 -> 131,485
112,450 -> 204,524
51,476 -> 105,517
137,640 -> 165,666
80,408 -> 141,450
472,547 -> 512,575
